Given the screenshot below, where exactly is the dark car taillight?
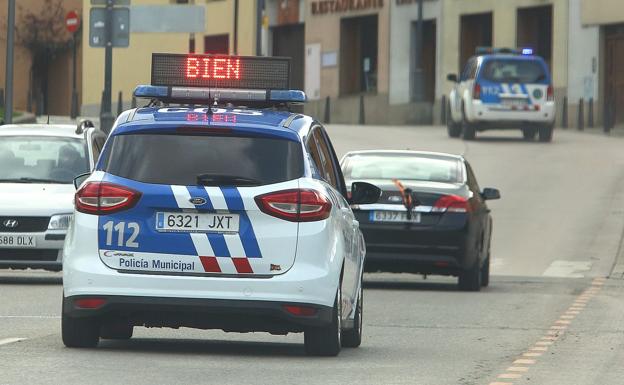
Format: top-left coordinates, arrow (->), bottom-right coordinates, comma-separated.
75,182 -> 141,215
432,195 -> 471,213
255,189 -> 332,222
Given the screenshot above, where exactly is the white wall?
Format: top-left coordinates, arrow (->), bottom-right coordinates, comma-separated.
568,0 -> 600,102
389,0 -> 442,105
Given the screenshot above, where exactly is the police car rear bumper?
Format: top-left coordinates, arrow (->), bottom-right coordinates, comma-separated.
63,295 -> 334,332
469,101 -> 556,124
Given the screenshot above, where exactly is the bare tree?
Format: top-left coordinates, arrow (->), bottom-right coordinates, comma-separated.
16,0 -> 76,114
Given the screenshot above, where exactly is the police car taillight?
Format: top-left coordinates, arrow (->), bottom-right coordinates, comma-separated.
547,85 -> 554,101
75,182 -> 142,215
473,84 -> 481,100
255,189 -> 332,222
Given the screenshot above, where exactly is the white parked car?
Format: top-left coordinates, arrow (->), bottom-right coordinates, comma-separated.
0,123 -> 106,271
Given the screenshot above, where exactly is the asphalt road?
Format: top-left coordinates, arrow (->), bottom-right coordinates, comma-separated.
2,126 -> 624,385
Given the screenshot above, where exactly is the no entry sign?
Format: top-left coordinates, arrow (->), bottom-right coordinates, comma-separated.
65,10 -> 79,33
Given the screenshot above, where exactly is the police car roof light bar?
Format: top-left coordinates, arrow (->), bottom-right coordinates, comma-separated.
133,85 -> 307,104
475,46 -> 535,56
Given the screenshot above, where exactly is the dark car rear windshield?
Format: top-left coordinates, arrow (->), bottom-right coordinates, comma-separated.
480,59 -> 547,84
101,133 -> 304,186
343,154 -> 462,183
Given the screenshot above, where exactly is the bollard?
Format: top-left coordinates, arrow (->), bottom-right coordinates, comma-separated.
324,96 -> 330,124
36,91 -> 44,116
117,91 -> 123,115
358,94 -> 365,125
604,100 -> 614,133
100,91 -> 105,116
577,98 -> 584,131
70,91 -> 78,119
562,96 -> 568,129
131,95 -> 137,109
0,88 -> 4,108
441,95 -> 447,125
27,91 -> 32,113
588,98 -> 594,128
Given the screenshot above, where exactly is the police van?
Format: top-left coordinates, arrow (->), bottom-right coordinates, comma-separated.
62,53 -> 381,356
446,48 -> 556,142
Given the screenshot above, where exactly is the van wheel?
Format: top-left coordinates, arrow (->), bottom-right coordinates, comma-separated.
461,107 -> 476,140
538,125 -> 554,142
522,127 -> 537,141
458,260 -> 482,291
342,279 -> 363,348
447,103 -> 462,138
305,286 -> 342,356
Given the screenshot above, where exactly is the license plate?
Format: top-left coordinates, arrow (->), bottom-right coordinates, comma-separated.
156,212 -> 240,233
0,234 -> 36,248
502,98 -> 528,108
370,211 -> 421,223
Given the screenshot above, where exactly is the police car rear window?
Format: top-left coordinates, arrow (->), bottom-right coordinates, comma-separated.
480,60 -> 547,84
102,134 -> 303,186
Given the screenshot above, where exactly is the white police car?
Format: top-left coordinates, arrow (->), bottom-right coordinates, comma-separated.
62,54 -> 380,356
446,48 -> 556,142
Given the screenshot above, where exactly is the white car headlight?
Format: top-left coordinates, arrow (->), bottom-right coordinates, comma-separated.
48,214 -> 73,230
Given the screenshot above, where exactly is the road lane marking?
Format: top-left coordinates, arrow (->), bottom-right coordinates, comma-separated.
513,359 -> 536,365
0,338 -> 26,346
542,260 -> 592,278
489,277 -> 606,384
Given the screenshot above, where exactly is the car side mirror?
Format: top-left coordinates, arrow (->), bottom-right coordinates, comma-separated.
481,188 -> 501,200
349,182 -> 381,205
73,173 -> 91,190
447,73 -> 458,83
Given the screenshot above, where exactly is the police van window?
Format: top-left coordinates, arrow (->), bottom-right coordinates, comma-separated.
312,128 -> 339,190
102,134 -> 304,186
481,60 -> 547,83
461,58 -> 476,81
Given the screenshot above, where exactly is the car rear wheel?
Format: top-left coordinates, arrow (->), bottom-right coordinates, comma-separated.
342,279 -> 363,348
100,320 -> 133,340
447,103 -> 462,138
458,260 -> 482,291
62,313 -> 100,348
304,285 -> 342,356
481,255 -> 490,287
522,127 -> 537,141
538,125 -> 554,142
461,107 -> 476,140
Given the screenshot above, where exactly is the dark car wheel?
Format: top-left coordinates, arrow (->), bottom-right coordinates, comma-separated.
458,260 -> 482,291
342,280 -> 363,348
100,320 -> 133,340
481,255 -> 490,287
538,125 -> 554,142
447,103 -> 462,138
461,107 -> 476,140
62,313 -> 100,348
304,285 -> 342,356
522,127 -> 537,141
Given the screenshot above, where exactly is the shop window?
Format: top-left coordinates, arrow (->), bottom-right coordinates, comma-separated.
340,15 -> 378,95
204,34 -> 229,54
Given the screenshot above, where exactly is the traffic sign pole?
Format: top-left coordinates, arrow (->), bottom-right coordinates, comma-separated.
66,10 -> 80,119
4,0 -> 15,124
100,0 -> 115,133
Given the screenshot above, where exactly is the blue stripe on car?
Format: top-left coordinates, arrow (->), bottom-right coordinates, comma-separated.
221,187 -> 263,258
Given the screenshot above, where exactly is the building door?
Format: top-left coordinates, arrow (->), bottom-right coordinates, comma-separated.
517,5 -> 553,70
272,24 -> 305,91
605,25 -> 624,126
459,12 -> 492,72
411,20 -> 436,102
340,15 -> 378,95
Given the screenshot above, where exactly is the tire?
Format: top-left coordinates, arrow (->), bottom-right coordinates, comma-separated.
522,127 -> 537,141
304,285 -> 342,356
342,280 -> 363,348
481,255 -> 490,287
538,125 -> 554,142
62,313 -> 100,348
458,260 -> 482,292
100,320 -> 133,340
461,106 -> 476,140
447,103 -> 462,138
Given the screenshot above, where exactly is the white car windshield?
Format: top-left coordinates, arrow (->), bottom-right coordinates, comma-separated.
0,136 -> 88,184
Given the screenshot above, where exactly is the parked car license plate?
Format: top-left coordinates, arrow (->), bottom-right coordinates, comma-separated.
0,234 -> 36,248
370,211 -> 421,223
502,98 -> 528,108
156,212 -> 240,233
